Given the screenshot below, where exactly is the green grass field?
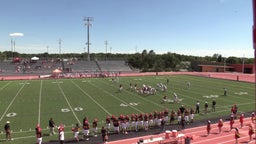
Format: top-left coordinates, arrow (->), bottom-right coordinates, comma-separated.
0,75 -> 254,143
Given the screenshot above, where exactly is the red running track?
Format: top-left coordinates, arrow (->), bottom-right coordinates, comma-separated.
108,118 -> 255,144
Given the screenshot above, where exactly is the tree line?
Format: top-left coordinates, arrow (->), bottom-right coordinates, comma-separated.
0,50 -> 253,72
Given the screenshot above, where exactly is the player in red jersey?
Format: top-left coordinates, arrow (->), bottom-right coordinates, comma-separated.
144,113 -> 149,131
83,119 -> 90,141
92,118 -> 98,137
248,124 -> 255,141
239,113 -> 244,128
35,124 -> 42,144
105,116 -> 111,133
113,118 -> 120,134
149,113 -> 154,127
217,118 -> 223,134
206,120 -> 211,136
234,128 -> 240,144
230,115 -> 235,131
170,110 -> 176,125
251,112 -> 255,123
72,123 -> 80,142
125,115 -> 130,132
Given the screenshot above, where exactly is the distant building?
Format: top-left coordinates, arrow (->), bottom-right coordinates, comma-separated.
198,64 -> 255,74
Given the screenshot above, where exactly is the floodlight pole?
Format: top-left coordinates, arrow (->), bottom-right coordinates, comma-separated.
105,40 -> 108,60
59,39 -> 62,58
84,17 -> 93,61
253,0 -> 256,76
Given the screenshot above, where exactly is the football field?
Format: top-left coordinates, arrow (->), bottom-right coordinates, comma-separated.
0,75 -> 254,143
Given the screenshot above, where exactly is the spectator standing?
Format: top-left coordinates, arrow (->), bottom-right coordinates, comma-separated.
101,126 -> 108,144
195,101 -> 200,114
49,118 -> 56,135
4,121 -> 13,141
35,124 -> 42,144
204,102 -> 208,114
224,88 -> 227,96
211,99 -> 216,112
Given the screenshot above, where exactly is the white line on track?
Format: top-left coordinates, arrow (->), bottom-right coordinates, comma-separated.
56,80 -> 81,125
0,81 -> 26,122
71,80 -> 112,116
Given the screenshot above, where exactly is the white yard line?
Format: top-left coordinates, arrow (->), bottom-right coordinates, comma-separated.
99,79 -> 167,109
89,82 -> 144,113
71,80 -> 112,116
56,80 -> 81,125
38,80 -> 43,124
0,81 -> 11,90
0,82 -> 26,122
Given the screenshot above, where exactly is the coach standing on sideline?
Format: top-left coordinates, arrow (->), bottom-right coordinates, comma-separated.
49,118 -> 56,135
4,121 -> 13,141
195,101 -> 200,114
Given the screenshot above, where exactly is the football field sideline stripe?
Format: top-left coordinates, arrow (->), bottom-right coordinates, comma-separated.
0,81 -> 26,122
38,80 -> 43,124
56,80 -> 81,125
71,80 -> 112,116
89,82 -> 144,113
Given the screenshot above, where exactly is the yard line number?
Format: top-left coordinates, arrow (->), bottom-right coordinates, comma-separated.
61,107 -> 83,112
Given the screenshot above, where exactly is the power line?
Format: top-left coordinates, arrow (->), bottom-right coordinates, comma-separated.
83,17 -> 93,61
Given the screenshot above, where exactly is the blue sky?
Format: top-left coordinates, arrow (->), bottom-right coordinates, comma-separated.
0,0 -> 254,58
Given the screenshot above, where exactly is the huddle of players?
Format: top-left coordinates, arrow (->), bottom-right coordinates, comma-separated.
79,107 -> 195,137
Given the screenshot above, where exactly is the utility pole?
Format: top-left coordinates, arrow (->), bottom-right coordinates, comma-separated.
110,46 -> 112,60
11,39 -> 14,59
242,54 -> 245,73
105,40 -> 108,60
59,39 -> 62,58
83,17 -> 93,61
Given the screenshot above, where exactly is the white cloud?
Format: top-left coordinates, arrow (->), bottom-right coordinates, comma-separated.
9,33 -> 24,37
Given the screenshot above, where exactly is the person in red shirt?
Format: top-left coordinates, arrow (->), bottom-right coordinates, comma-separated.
248,124 -> 255,141
217,119 -> 223,134
83,120 -> 90,141
234,128 -> 240,144
93,118 -> 98,137
72,123 -> 80,142
230,115 -> 235,131
239,113 -> 244,128
105,116 -> 111,133
144,113 -> 149,131
35,124 -> 42,144
206,120 -> 211,136
251,112 -> 255,123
